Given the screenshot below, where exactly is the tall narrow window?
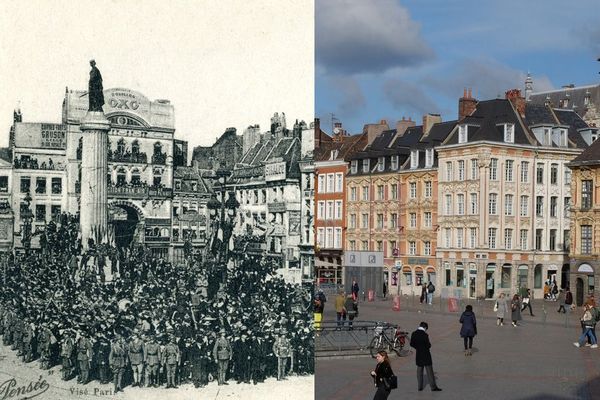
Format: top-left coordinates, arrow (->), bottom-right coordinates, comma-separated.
391,183 -> 398,200
504,194 -> 513,216
446,161 -> 453,181
504,229 -> 513,250
424,181 -> 432,197
536,196 -> 544,217
445,194 -> 453,215
582,180 -> 593,210
470,228 -> 477,248
362,159 -> 370,173
488,228 -> 497,249
505,160 -> 514,182
535,229 -> 543,250
581,225 -> 592,254
520,229 -> 528,249
489,193 -> 498,215
458,124 -> 468,143
424,212 -> 432,227
549,229 -> 556,250
410,182 -> 417,198
471,159 -> 478,180
550,164 -> 558,185
489,158 -> 498,180
458,160 -> 465,181
520,195 -> 529,216
504,123 -> 514,143
410,213 -> 417,228
470,193 -> 478,214
411,151 -> 419,169
550,196 -> 557,217
520,161 -> 529,183
457,194 -> 465,215
536,163 -> 544,184
456,228 -> 463,248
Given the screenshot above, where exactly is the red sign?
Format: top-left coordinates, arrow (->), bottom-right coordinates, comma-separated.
448,298 -> 459,312
392,295 -> 400,311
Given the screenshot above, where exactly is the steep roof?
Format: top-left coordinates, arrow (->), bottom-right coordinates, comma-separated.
568,137 -> 600,166
553,109 -> 590,149
314,133 -> 365,162
529,84 -> 600,113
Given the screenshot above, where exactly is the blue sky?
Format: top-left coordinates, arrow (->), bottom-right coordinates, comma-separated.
316,0 -> 600,134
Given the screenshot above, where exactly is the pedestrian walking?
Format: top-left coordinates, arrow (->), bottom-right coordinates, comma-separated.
459,305 -> 477,356
335,290 -> 346,330
550,281 -> 559,301
419,283 -> 426,304
494,293 -> 508,326
521,288 -> 535,316
352,280 -> 360,301
409,322 -> 442,392
427,282 -> 435,305
574,303 -> 598,348
344,294 -> 358,330
557,289 -> 566,313
383,281 -> 387,299
510,294 -> 522,327
370,350 -> 395,400
565,287 -> 574,311
313,296 -> 324,332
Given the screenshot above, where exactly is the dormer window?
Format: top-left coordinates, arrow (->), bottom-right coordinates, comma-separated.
544,128 -> 551,146
362,159 -> 370,173
329,149 -> 339,160
390,155 -> 398,170
504,123 -> 514,143
350,160 -> 358,174
410,150 -> 419,169
458,125 -> 468,143
377,157 -> 385,172
425,148 -> 434,168
592,133 -> 598,143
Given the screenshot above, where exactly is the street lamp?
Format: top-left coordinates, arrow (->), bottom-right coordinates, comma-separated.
21,191 -> 34,255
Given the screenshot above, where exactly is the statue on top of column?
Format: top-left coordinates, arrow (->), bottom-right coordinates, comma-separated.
88,60 -> 104,112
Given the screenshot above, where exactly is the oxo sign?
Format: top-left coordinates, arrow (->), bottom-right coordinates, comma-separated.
108,98 -> 140,110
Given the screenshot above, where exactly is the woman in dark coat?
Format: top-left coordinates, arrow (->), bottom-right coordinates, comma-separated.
459,305 -> 477,356
511,294 -> 522,327
370,350 -> 394,400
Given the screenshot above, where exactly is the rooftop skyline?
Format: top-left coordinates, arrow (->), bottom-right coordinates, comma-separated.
316,0 -> 600,134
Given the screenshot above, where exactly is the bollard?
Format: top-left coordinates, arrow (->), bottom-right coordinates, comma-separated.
393,295 -> 400,311
448,297 -> 459,312
368,289 -> 374,302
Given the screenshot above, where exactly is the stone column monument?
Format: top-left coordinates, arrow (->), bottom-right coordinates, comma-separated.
80,60 -> 109,249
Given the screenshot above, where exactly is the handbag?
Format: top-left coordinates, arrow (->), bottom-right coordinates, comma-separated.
383,375 -> 398,390
493,302 -> 498,312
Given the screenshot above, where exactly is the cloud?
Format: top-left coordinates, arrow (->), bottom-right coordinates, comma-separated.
421,58 -> 554,100
576,25 -> 600,55
316,0 -> 434,75
328,75 -> 366,116
383,79 -> 439,116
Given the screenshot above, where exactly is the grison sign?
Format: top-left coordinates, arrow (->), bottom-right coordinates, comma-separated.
14,123 -> 67,150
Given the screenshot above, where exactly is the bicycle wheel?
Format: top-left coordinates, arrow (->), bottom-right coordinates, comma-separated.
369,336 -> 385,358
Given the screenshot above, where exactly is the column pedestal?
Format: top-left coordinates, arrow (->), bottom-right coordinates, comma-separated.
80,111 -> 110,250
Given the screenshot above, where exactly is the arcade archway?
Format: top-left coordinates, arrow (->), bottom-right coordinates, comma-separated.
109,202 -> 144,249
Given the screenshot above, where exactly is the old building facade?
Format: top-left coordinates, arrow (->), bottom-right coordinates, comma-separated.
436,91 -> 591,299
566,128 -> 600,305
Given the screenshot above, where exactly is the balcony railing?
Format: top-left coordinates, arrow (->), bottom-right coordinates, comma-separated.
145,236 -> 171,242
108,151 -> 148,164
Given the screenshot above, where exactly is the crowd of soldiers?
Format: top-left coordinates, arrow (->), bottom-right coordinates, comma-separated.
0,214 -> 313,392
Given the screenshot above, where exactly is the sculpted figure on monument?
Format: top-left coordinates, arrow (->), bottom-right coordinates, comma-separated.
88,59 -> 104,112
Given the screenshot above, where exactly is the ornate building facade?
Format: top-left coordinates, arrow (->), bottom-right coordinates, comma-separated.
436,90 -> 591,299
567,129 -> 600,306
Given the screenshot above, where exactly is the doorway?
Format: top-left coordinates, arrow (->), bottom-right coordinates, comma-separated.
576,277 -> 584,307
485,269 -> 495,299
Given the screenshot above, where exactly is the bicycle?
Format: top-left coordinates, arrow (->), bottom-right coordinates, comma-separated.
369,322 -> 410,357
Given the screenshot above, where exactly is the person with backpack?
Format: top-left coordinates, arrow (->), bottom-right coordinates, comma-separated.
344,294 -> 358,330
459,305 -> 477,356
370,350 -> 396,399
557,289 -> 567,313
426,282 -> 435,305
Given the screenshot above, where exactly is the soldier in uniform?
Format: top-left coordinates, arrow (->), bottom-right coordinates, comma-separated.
22,322 -> 35,363
60,329 -> 75,380
109,334 -> 127,392
212,328 -> 232,385
76,331 -> 93,384
272,328 -> 291,381
37,324 -> 51,370
128,332 -> 145,387
162,335 -> 180,388
95,333 -> 111,384
144,335 -> 161,387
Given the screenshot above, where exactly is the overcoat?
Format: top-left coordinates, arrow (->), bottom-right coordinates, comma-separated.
409,328 -> 433,367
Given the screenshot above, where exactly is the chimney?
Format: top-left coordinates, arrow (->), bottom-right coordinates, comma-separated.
422,113 -> 442,136
505,89 -> 526,117
363,119 -> 390,145
395,116 -> 416,137
458,88 -> 477,120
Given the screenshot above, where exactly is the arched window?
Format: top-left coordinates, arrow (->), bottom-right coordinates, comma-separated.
117,138 -> 126,154
117,167 -> 127,186
153,142 -> 162,155
131,168 -> 141,185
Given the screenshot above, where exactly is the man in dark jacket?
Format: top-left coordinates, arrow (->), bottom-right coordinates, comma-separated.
409,322 -> 442,392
